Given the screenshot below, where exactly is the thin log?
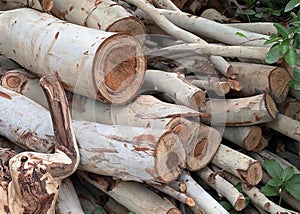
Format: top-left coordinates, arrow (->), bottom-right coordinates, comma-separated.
223,172 -> 298,214
177,170 -> 229,213
168,181 -> 187,193
142,70 -> 206,110
0,8 -> 146,104
0,0 -> 53,11
211,144 -> 263,186
153,0 -> 181,11
8,75 -> 80,213
188,78 -> 231,96
129,2 -> 232,77
223,126 -> 262,151
230,62 -> 292,103
149,184 -> 195,206
51,0 -> 146,42
266,113 -> 300,142
278,97 -> 300,120
78,171 -> 182,214
226,22 -> 277,35
55,178 -> 84,214
196,167 -> 246,211
157,9 -> 270,46
200,93 -> 278,126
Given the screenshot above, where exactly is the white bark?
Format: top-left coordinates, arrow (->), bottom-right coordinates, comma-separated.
226,22 -> 277,36
266,113 -> 300,142
212,144 -> 263,186
55,178 -> 84,214
142,70 -> 206,110
223,126 -> 262,151
189,79 -> 230,96
0,8 -> 146,104
196,167 -> 246,211
78,171 -> 182,214
177,170 -> 229,214
152,0 -> 180,11
51,0 -> 146,42
158,9 -> 270,46
0,0 -> 53,11
230,62 -> 292,103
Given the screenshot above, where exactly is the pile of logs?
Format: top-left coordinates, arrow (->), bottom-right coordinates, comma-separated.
0,0 -> 300,213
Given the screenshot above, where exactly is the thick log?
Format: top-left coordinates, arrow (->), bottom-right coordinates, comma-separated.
0,8 -> 146,104
252,136 -> 269,152
200,93 -> 278,126
0,0 -> 53,11
196,167 -> 246,211
51,0 -> 146,42
8,75 -> 80,213
55,178 -> 84,214
226,22 -> 277,35
0,85 -> 186,183
211,144 -> 263,186
78,171 -> 182,214
177,170 -> 229,213
230,62 -> 292,103
223,126 -> 262,151
278,97 -> 300,120
266,113 -> 300,142
142,70 -> 206,110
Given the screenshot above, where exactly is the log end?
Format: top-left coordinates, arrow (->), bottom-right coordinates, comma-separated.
93,34 -> 146,105
155,131 -> 186,183
269,67 -> 292,103
106,16 -> 147,44
166,208 -> 182,214
216,82 -> 231,95
238,161 -> 263,186
0,71 -> 28,94
234,194 -> 246,211
264,93 -> 278,120
41,0 -> 54,12
189,89 -> 206,110
243,126 -> 262,151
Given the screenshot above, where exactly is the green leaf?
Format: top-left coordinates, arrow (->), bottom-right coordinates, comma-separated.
271,10 -> 281,16
285,48 -> 298,67
265,44 -> 282,64
219,201 -> 233,211
286,174 -> 300,200
255,12 -> 264,18
261,184 -> 279,196
285,0 -> 300,12
293,82 -> 300,90
84,210 -> 92,214
264,159 -> 283,178
235,182 -> 243,193
95,207 -> 104,214
264,37 -> 281,45
268,177 -> 284,187
294,69 -> 300,82
235,32 -> 248,39
274,23 -> 289,38
245,9 -> 256,15
128,212 -> 136,214
293,33 -> 300,49
282,166 -> 295,181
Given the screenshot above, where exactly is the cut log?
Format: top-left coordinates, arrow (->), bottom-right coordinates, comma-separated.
51,0 -> 146,42
200,93 -> 278,126
0,86 -> 186,184
104,197 -> 130,214
55,178 -> 84,214
0,0 -> 53,11
142,70 -> 206,110
157,9 -> 270,46
211,144 -> 263,186
252,136 -> 269,152
223,172 -> 298,214
188,78 -> 231,96
230,62 -> 292,103
278,97 -> 300,120
223,126 -> 262,151
266,113 -> 300,142
78,171 -> 182,214
177,170 -> 229,213
196,167 -> 246,211
226,22 -> 277,35
8,75 -> 80,213
0,8 -> 146,104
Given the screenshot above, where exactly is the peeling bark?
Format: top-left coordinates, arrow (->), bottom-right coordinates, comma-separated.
0,8 -> 146,104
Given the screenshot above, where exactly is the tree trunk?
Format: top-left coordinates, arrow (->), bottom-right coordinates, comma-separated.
78,171 -> 182,214
230,62 -> 292,103
223,126 -> 262,151
200,93 -> 278,126
142,70 -> 206,110
196,167 -> 246,211
211,144 -> 263,186
0,8 -> 146,104
51,0 -> 146,43
0,0 -> 53,11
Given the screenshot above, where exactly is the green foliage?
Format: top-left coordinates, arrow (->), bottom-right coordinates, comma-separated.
285,0 -> 300,12
84,207 -> 105,214
261,159 -> 300,205
128,211 -> 136,214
